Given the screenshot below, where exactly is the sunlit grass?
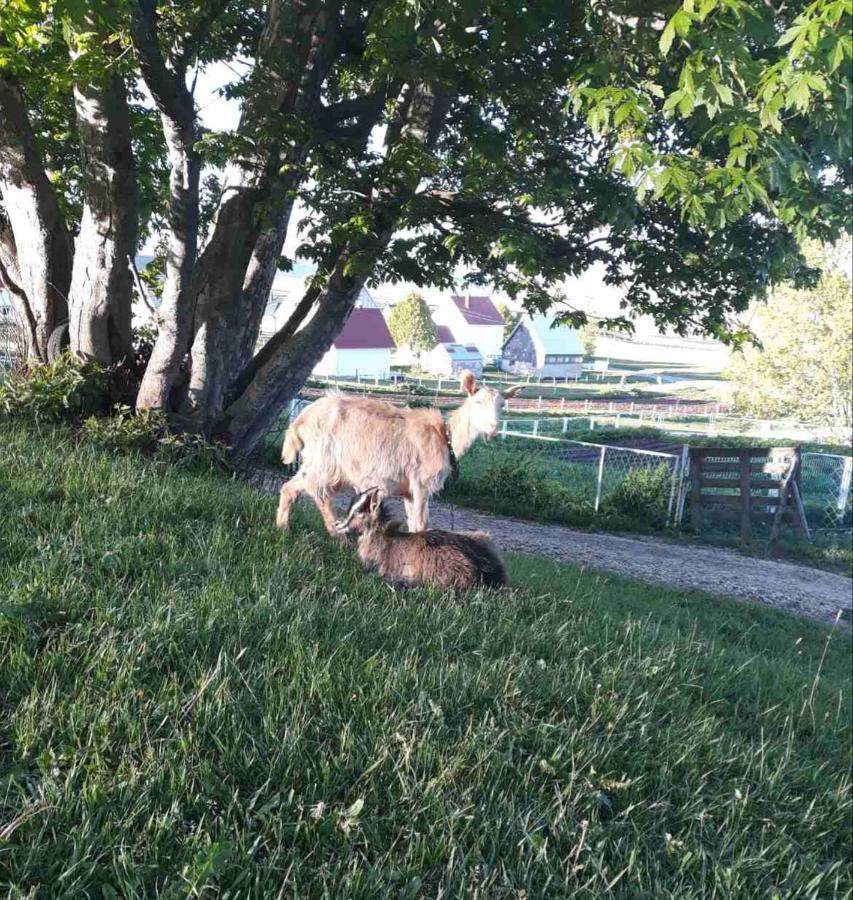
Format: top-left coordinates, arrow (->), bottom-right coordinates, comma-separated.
1,422 -> 850,897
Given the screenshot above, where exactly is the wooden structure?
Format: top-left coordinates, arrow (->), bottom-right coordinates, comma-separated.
688,446 -> 810,541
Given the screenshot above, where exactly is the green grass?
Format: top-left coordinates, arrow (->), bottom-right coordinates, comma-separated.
1,423 -> 851,898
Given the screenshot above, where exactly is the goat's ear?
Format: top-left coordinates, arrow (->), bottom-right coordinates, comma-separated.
351,490 -> 371,513
367,488 -> 382,511
460,370 -> 477,396
501,384 -> 523,399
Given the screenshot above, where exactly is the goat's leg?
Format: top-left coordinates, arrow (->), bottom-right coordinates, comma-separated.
407,489 -> 430,532
313,492 -> 340,537
276,472 -> 309,530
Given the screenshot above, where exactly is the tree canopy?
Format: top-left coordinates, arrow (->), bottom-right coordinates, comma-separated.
0,0 -> 850,454
726,241 -> 852,428
387,292 -> 437,357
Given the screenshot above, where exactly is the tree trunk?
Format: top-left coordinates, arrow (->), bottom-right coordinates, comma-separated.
67,70 -> 137,365
185,0 -> 338,425
0,73 -> 72,361
136,121 -> 200,409
131,1 -> 203,411
219,249 -> 366,457
231,195 -> 299,378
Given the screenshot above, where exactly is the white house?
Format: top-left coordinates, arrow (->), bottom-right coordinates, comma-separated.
423,325 -> 484,377
312,307 -> 396,378
431,294 -> 505,360
500,314 -> 584,379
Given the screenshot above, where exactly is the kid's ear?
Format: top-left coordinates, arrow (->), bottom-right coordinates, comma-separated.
460,370 -> 476,396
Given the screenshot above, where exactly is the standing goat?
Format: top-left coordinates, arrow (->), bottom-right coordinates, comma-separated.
276,371 -> 521,535
335,488 -> 507,589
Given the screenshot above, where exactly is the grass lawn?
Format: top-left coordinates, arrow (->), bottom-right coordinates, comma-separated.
1,423 -> 851,898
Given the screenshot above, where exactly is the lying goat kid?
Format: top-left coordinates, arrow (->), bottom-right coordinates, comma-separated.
335,488 -> 507,590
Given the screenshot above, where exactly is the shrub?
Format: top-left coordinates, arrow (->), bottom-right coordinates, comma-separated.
604,465 -> 672,528
83,405 -> 166,452
482,451 -> 539,501
0,353 -> 107,420
84,404 -> 231,471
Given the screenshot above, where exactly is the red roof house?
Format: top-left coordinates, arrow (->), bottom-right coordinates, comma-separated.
313,308 -> 396,378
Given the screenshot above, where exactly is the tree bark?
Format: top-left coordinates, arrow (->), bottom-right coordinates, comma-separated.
67,68 -> 138,365
0,73 -> 72,361
186,0 -> 339,425
219,249 -> 367,456
131,0 -> 202,410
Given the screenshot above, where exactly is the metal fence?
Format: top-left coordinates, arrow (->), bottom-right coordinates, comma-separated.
801,452 -> 853,532
447,431 -> 682,528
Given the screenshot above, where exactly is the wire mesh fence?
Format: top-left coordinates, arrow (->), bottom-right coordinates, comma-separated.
801,452 -> 853,532
444,432 -> 681,530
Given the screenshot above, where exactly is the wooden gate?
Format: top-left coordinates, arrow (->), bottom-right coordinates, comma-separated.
688,446 -> 809,541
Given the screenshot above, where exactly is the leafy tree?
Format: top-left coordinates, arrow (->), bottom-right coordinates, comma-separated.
497,302 -> 520,343
0,0 -> 850,458
726,243 -> 852,428
580,323 -> 599,358
388,292 -> 437,360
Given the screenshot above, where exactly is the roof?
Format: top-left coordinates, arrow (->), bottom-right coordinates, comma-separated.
450,295 -> 504,327
442,343 -> 483,362
504,314 -> 584,356
334,308 -> 396,350
435,325 -> 456,344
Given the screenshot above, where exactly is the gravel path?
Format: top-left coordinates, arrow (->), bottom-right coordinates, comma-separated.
246,468 -> 852,626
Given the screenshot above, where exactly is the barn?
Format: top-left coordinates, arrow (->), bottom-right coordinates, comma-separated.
500,314 -> 584,379
423,326 -> 484,377
431,294 -> 505,360
313,307 -> 396,378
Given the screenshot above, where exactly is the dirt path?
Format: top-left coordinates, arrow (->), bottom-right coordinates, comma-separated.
246,468 -> 852,626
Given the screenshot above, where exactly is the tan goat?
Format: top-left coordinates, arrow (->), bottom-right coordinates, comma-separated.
335,488 -> 507,589
276,371 -> 521,534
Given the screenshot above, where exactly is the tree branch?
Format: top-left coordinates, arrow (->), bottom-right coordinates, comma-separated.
130,0 -> 194,124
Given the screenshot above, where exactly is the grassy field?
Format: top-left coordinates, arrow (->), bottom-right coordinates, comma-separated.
1,423 -> 851,897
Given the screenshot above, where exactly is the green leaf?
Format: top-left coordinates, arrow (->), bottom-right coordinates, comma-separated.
660,18 -> 677,55
715,82 -> 734,105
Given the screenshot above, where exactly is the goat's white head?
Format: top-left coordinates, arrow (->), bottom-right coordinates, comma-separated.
459,371 -> 523,438
334,487 -> 385,535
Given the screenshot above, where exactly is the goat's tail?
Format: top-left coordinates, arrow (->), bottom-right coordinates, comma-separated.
281,421 -> 305,464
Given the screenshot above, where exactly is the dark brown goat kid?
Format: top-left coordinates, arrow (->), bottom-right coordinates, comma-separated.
335,488 -> 507,590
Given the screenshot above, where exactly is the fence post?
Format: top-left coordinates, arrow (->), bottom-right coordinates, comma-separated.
562,417 -> 568,433
630,401 -> 634,413
537,396 -> 543,411
560,397 -> 565,411
590,417 -> 595,431
675,444 -> 690,527
838,456 -> 853,518
594,446 -> 606,512
532,420 -> 539,437
666,453 -> 682,526
584,399 -> 589,413
501,419 -> 508,439
437,377 -> 442,393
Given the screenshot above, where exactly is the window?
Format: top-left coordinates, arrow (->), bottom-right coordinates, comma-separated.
544,354 -> 582,364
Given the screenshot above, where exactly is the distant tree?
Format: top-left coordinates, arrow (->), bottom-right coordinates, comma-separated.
388,292 -> 437,362
497,302 -> 520,343
580,323 -> 599,358
726,244 -> 852,428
